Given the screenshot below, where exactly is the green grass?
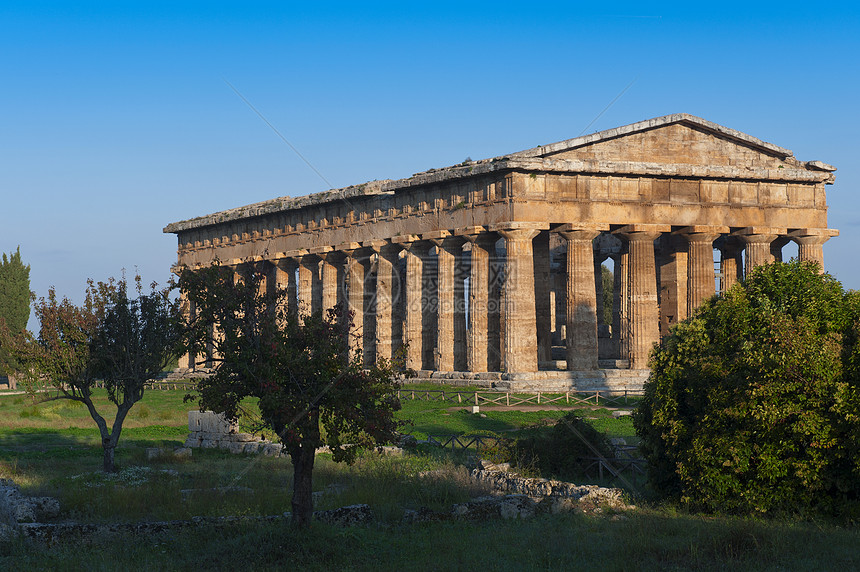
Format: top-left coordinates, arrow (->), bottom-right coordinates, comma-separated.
398,395 -> 636,442
4,385 -> 860,570
3,507 -> 860,570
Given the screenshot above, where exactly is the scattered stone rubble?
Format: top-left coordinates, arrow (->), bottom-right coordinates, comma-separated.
0,479 -> 61,541
403,460 -> 630,523
184,411 -> 283,457
470,459 -> 626,508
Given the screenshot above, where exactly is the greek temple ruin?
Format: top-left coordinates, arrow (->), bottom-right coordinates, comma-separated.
164,114 -> 838,391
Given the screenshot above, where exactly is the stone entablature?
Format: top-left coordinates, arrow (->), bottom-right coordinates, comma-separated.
165,114 -> 838,386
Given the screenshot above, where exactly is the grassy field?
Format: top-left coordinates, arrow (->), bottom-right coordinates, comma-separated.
2,386 -> 859,570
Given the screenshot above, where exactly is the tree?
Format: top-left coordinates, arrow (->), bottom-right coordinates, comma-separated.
180,262 -> 406,527
0,274 -> 184,472
0,246 -> 31,382
634,261 -> 860,517
600,264 -> 613,326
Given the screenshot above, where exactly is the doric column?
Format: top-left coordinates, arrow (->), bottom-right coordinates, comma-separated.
533,231 -> 552,364
461,230 -> 496,373
611,249 -> 629,360
594,257 -> 604,328
395,237 -> 429,371
274,258 -> 299,316
733,228 -> 780,277
790,229 -> 838,269
297,253 -> 319,317
560,229 -> 601,371
615,226 -> 665,369
428,233 -> 465,372
178,291 -> 193,369
715,236 -> 744,293
372,242 -> 403,363
317,250 -> 344,313
656,234 -> 687,336
344,248 -> 369,364
676,227 -> 721,316
488,247 -> 503,372
496,224 -> 544,374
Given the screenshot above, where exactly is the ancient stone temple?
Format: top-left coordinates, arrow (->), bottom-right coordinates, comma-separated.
164,114 -> 837,391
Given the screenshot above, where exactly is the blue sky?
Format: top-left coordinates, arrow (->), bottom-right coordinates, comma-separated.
2,2 -> 858,329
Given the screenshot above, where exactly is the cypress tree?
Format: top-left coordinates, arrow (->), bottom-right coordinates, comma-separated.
0,246 -> 30,377
0,246 -> 30,333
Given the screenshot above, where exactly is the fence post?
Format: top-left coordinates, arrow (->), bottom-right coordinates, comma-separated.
566,391 -> 569,404
474,392 -> 478,405
537,391 -> 541,404
506,392 -> 509,406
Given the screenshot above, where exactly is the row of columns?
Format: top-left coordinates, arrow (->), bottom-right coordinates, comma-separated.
181,224 -> 834,373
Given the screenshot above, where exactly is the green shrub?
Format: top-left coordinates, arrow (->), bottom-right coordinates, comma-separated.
634,261 -> 860,517
511,412 -> 614,480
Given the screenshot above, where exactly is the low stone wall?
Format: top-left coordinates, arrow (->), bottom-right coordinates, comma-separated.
184,411 -> 283,457
470,461 -> 626,507
0,479 -> 61,541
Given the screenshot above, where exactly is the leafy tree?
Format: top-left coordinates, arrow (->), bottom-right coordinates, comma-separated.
0,246 -> 31,381
0,275 -> 183,471
634,261 -> 860,517
601,264 -> 613,326
180,262 -> 406,527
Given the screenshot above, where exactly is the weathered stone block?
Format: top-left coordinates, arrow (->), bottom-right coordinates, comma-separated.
173,447 -> 192,459
314,504 -> 373,526
243,442 -> 262,454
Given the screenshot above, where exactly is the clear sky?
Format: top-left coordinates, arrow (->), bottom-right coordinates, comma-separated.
2,2 -> 858,330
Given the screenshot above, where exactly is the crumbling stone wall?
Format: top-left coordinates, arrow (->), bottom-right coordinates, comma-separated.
184,411 -> 283,456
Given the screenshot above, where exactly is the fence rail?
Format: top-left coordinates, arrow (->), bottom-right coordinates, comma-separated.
425,434 -> 503,451
90,380 -> 199,391
424,433 -> 646,485
397,389 -> 642,408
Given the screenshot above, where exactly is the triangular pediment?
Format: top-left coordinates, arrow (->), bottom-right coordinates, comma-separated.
507,114 -> 801,170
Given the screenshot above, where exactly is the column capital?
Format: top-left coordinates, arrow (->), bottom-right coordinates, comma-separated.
673,225 -> 729,235
453,225 -> 487,237
341,245 -> 374,260
458,229 -> 498,249
390,234 -> 421,245
282,248 -> 309,258
731,227 -> 785,244
560,228 -> 602,242
788,228 -> 839,243
427,234 -> 466,249
497,227 -> 541,242
556,223 -> 609,234
673,226 -> 726,243
613,224 -> 668,244
489,221 -> 550,234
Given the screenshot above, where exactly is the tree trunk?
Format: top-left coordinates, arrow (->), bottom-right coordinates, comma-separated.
290,442 -> 316,527
103,437 -> 117,473
288,409 -> 320,527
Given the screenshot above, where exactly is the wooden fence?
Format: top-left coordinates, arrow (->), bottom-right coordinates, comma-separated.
91,380 -> 198,391
397,389 -> 642,408
425,434 -> 504,451
424,433 -> 646,485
